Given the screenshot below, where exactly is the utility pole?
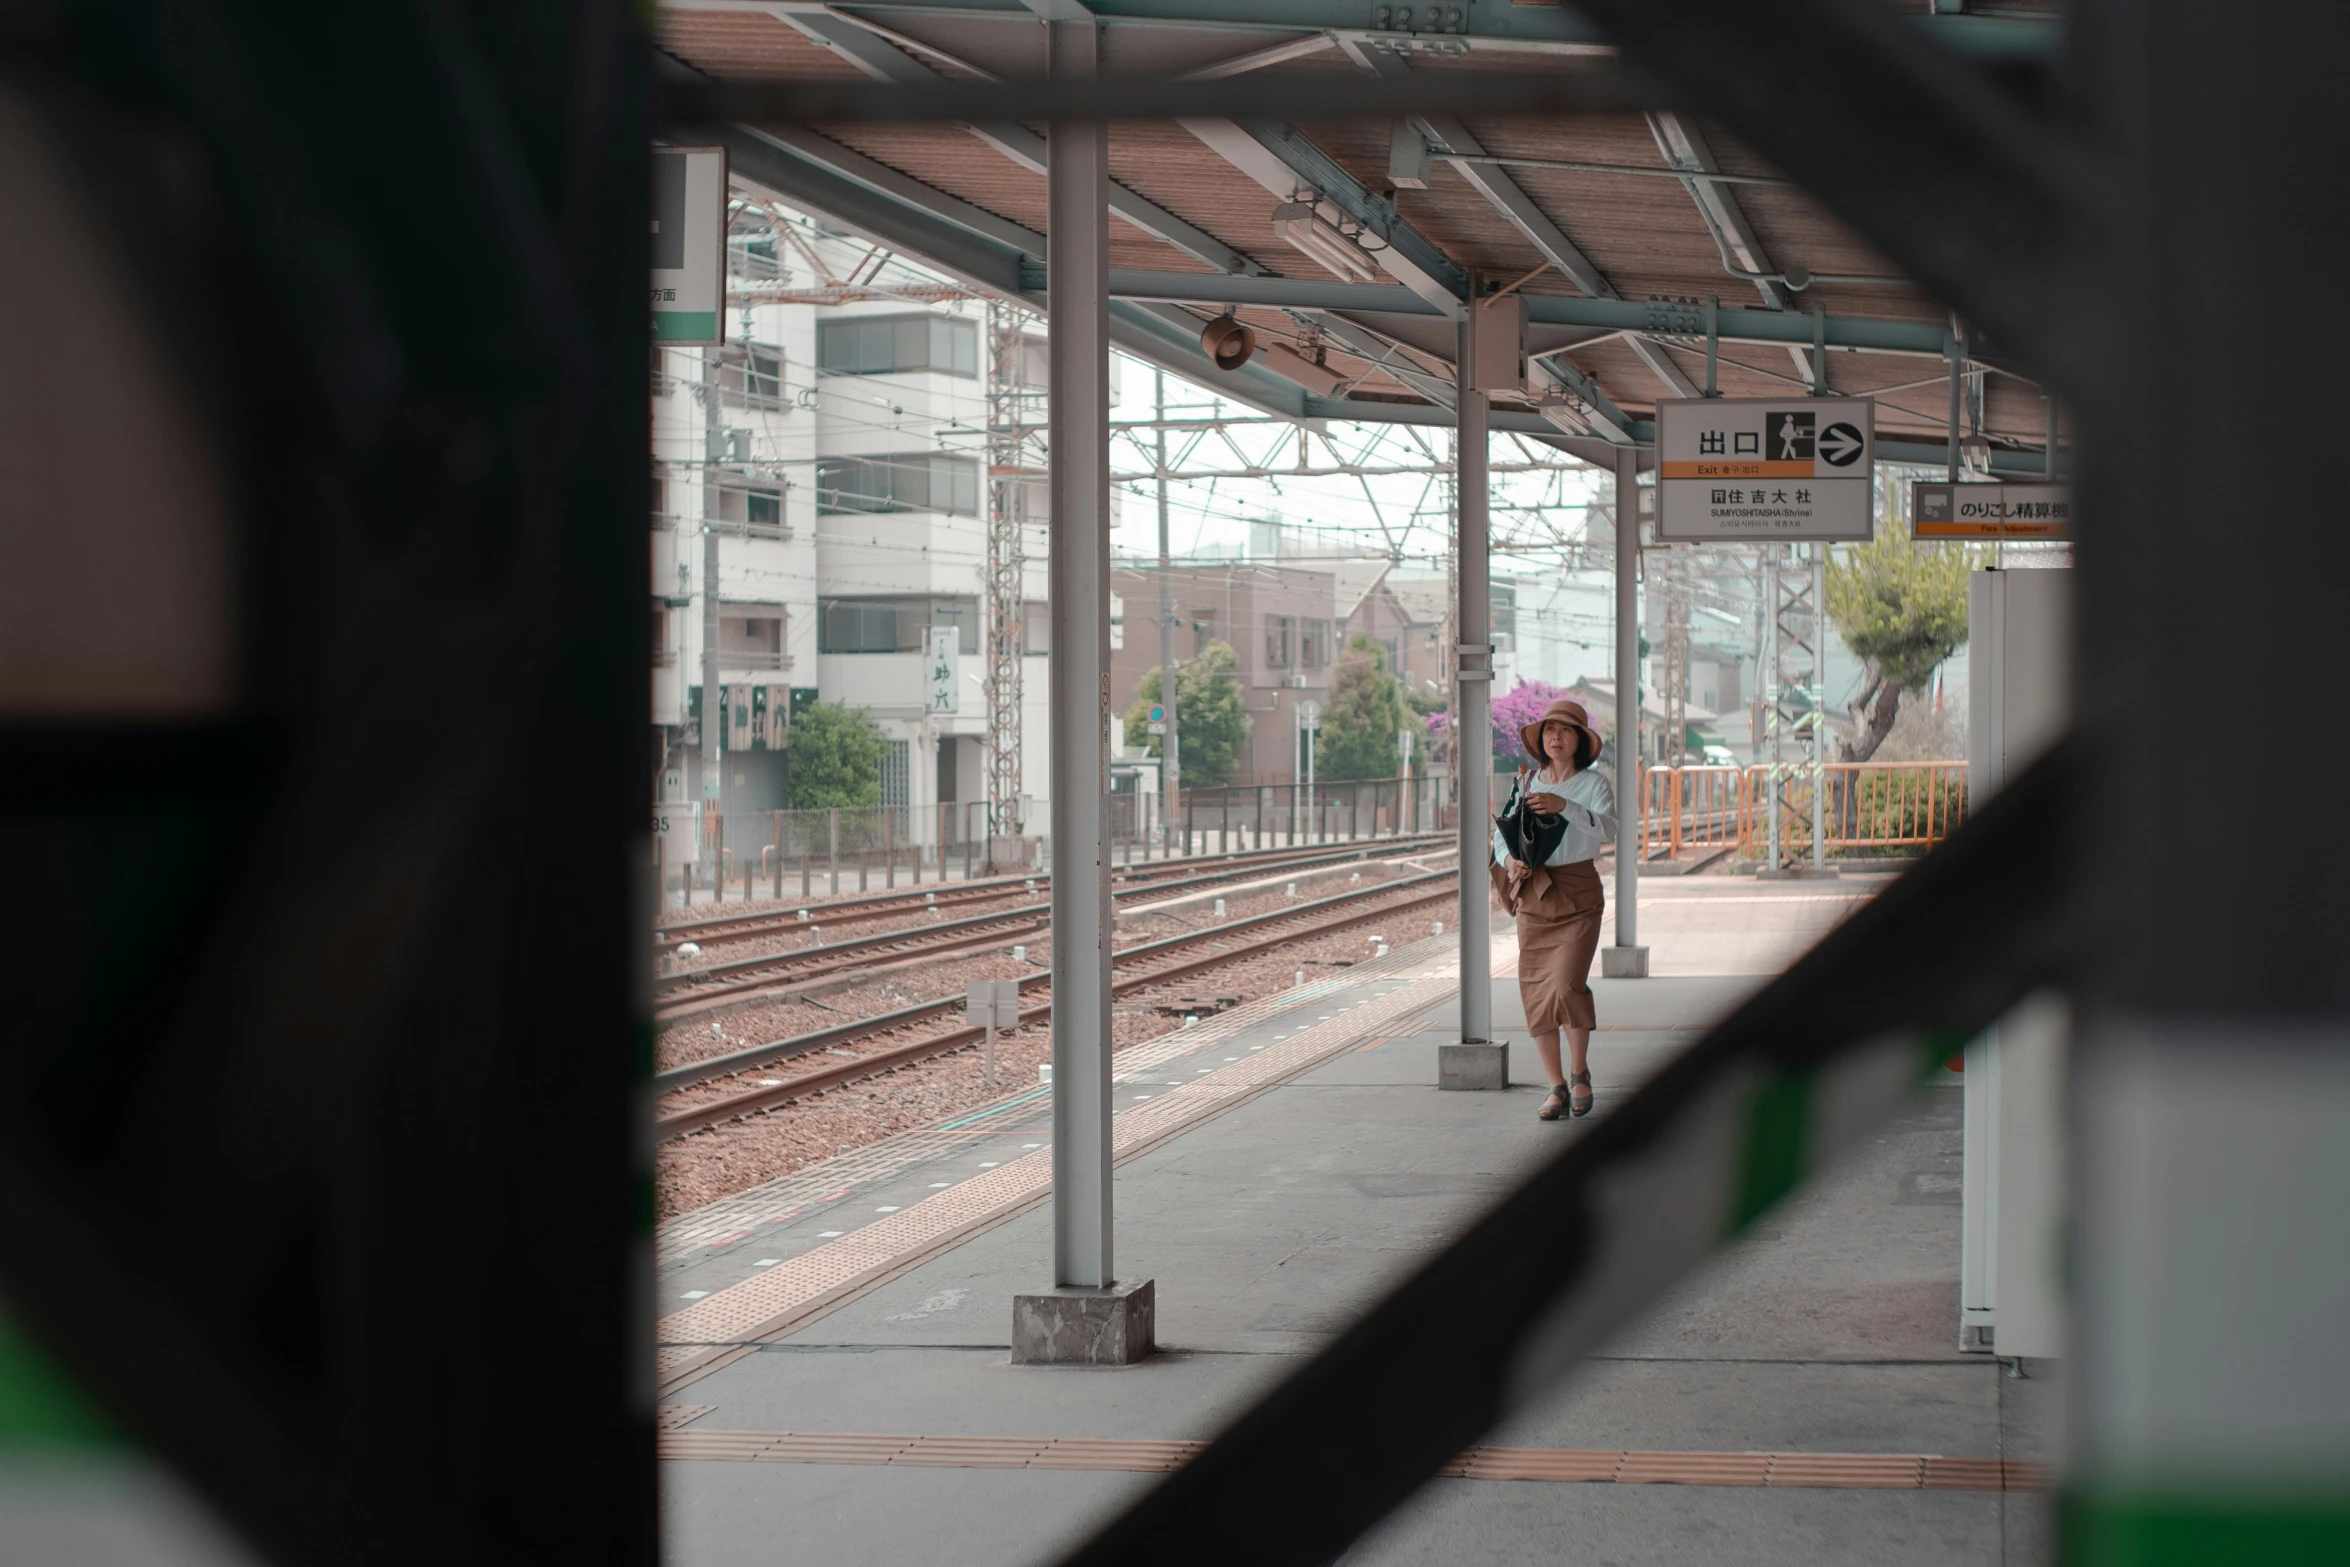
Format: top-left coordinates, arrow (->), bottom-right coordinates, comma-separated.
701,346 -> 724,823
1154,368 -> 1179,849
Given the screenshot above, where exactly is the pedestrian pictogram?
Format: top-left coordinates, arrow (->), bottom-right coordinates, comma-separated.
1818,422 -> 1865,466
1768,411 -> 1815,461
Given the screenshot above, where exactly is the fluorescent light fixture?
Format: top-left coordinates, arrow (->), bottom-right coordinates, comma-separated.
1271,201 -> 1378,283
1259,342 -> 1348,396
1535,393 -> 1591,436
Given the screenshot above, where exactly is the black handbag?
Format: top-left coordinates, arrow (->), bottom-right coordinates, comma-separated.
1496,767 -> 1569,868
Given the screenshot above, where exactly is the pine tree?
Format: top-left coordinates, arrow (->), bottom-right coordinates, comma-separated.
1315,636 -> 1410,780
1123,639 -> 1251,787
1824,536 -> 1971,762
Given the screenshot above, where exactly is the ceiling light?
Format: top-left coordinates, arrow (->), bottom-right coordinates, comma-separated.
1535,394 -> 1591,436
1272,201 -> 1378,284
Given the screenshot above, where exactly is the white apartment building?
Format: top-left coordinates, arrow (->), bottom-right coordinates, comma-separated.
651,212 -> 1112,834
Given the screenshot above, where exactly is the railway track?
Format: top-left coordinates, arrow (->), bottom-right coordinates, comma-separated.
653,833 -> 1450,954
654,865 -> 1459,1140
652,837 -> 1452,1012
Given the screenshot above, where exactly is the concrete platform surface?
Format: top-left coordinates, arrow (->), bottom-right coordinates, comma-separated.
658,878 -> 2052,1567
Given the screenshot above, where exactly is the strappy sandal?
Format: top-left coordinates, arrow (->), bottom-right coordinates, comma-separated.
1568,1068 -> 1594,1118
1538,1084 -> 1572,1121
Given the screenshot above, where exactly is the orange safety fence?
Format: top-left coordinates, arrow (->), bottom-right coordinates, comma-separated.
1634,761 -> 1968,862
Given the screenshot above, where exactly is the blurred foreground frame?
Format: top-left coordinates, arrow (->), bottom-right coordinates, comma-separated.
0,4 -> 652,1565
3,0 -> 2343,1563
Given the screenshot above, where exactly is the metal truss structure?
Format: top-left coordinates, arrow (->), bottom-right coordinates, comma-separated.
1762,545 -> 1826,870
1657,556 -> 1689,768
984,298 -> 1038,852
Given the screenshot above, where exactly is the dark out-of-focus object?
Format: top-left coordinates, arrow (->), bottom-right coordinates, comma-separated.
0,5 -> 650,1565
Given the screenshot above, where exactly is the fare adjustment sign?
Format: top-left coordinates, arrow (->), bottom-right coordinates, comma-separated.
1657,397 -> 1875,542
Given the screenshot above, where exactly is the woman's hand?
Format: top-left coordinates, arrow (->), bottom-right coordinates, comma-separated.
1504,858 -> 1531,885
1525,793 -> 1566,816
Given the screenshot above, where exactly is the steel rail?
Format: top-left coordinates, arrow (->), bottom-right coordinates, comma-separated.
654,834 -> 1448,953
653,840 -> 1451,1000
657,862 -> 1459,1091
654,870 -> 1458,1137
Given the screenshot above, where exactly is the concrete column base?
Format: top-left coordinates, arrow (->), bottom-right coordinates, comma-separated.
1601,945 -> 1651,978
1011,1279 -> 1155,1365
1439,1041 -> 1510,1091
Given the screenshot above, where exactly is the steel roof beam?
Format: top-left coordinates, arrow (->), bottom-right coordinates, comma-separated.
1648,110 -> 1815,385
1176,117 -> 1467,317
786,1 -> 2060,63
705,99 -> 1314,420
774,7 -> 1266,277
1102,269 -> 1953,356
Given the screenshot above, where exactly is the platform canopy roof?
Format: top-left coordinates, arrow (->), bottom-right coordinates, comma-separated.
658,0 -> 2064,475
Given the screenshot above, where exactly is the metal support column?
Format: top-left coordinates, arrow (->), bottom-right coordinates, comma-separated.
1042,15 -> 1115,1296
1606,444 -> 1648,974
1452,301 -> 1494,1055
1810,545 -> 1829,871
1155,369 -> 1179,844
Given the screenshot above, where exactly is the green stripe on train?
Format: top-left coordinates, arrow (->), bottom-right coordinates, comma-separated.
0,1312 -> 121,1450
2064,1486 -> 2350,1565
1727,1068 -> 1814,1234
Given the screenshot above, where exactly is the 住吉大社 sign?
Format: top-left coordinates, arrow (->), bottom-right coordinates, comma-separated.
1657,397 -> 1875,542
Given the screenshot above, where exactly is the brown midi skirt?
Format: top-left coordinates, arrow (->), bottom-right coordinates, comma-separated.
1510,859 -> 1604,1033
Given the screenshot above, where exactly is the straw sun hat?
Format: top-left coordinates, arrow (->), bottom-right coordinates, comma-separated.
1517,698 -> 1604,767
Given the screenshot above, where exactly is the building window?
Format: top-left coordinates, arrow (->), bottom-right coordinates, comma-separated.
719,609 -> 787,670
816,453 -> 980,516
1264,614 -> 1294,670
718,476 -> 786,534
1378,637 -> 1399,673
818,596 -> 981,655
879,740 -> 910,808
718,343 -> 785,409
1300,618 -> 1332,669
816,314 -> 980,378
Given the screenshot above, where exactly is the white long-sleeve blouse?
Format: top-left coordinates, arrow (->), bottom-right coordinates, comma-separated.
1490,767 -> 1618,869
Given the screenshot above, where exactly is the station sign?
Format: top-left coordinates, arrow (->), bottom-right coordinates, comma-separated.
1912,481 -> 2073,539
651,145 -> 726,345
1657,397 -> 1875,542
927,626 -> 959,714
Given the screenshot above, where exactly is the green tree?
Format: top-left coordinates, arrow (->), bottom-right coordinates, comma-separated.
781,699 -> 888,808
1316,636 -> 1411,780
1824,535 -> 1971,762
1124,639 -> 1251,787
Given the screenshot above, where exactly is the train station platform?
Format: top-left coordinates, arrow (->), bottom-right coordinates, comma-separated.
655,876 -> 2053,1566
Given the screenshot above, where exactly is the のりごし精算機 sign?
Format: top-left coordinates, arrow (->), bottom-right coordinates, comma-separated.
1656,397 -> 1876,542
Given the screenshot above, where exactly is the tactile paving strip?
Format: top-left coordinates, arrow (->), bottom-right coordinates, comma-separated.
653,930 -> 1510,1269
654,938 -> 1506,1385
656,1429 -> 2051,1492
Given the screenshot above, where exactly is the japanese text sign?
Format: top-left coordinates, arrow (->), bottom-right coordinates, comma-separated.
1657,397 -> 1875,542
651,146 -> 726,345
1912,482 -> 2072,540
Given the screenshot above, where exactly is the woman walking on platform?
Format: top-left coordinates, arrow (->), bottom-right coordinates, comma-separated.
1491,698 -> 1616,1121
